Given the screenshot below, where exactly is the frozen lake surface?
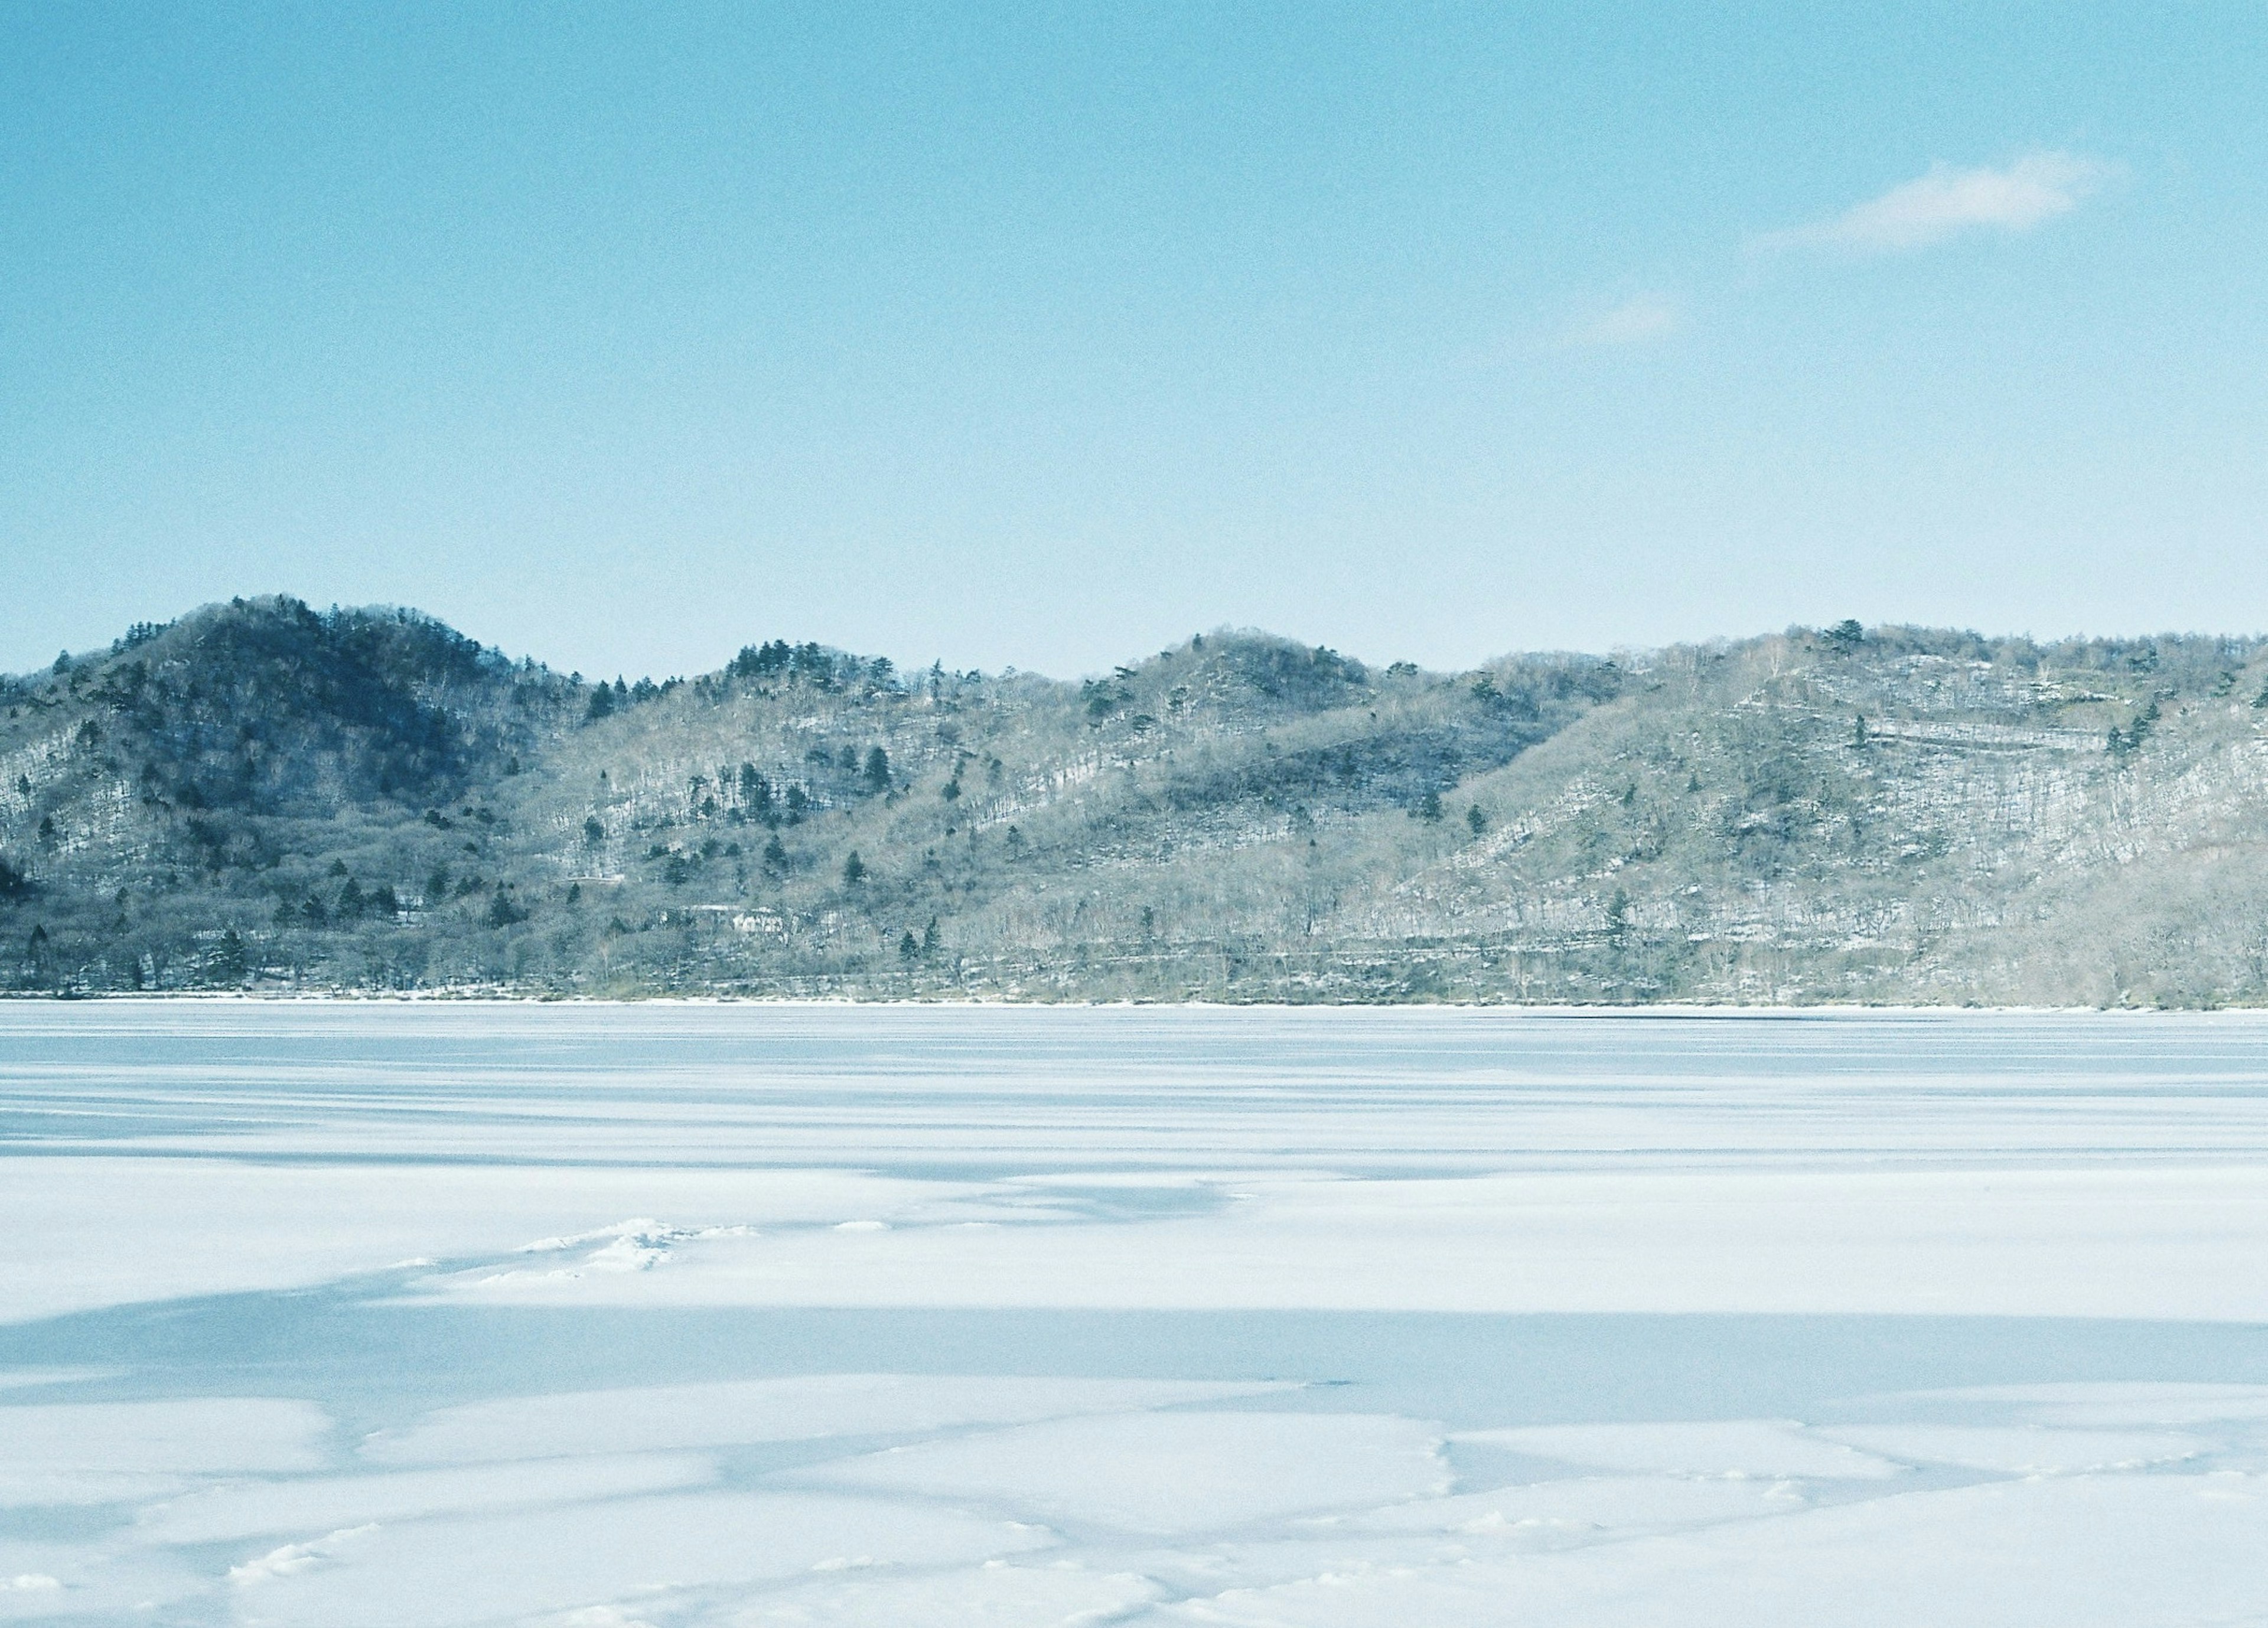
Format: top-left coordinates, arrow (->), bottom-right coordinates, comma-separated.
3,1002 -> 2266,1625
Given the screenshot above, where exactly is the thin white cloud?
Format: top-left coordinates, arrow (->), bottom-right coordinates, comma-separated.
1756,151 -> 2114,255
1568,293 -> 1680,347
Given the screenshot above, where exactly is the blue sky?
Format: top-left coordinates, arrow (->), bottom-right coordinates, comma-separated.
4,4 -> 2264,679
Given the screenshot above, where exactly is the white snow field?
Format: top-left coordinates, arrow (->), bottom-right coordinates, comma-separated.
2,1003 -> 2266,1626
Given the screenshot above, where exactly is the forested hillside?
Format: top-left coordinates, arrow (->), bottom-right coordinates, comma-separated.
7,596 -> 2267,1004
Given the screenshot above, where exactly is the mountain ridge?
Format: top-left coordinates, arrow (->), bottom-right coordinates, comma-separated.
7,596 -> 2266,1005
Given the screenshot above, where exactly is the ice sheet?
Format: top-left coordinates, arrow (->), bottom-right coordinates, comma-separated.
214,1491 -> 1056,1627
0,1159 -> 985,1323
4,1004 -> 2267,1627
0,1469 -> 194,1509
1454,1421 -> 1901,1479
136,1452 -> 718,1543
725,1561 -> 1165,1626
363,1375 -> 1286,1466
1907,1381 -> 2268,1428
1148,1472 -> 2268,1627
793,1411 -> 1448,1534
0,1399 -> 328,1474
0,1539 -> 203,1623
1817,1424 -> 2209,1473
1336,1473 -> 1810,1536
392,1164 -> 2268,1321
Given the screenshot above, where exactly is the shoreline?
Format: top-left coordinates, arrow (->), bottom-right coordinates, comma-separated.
0,990 -> 2252,1017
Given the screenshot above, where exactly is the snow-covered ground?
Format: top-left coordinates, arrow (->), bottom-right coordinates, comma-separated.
1,1002 -> 2264,1624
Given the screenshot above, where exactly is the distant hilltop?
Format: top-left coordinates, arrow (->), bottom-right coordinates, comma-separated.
6,596 -> 2267,1006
